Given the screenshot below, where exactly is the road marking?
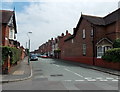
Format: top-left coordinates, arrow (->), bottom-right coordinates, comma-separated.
74,73 -> 83,77
84,77 -> 92,79
112,80 -> 118,81
100,79 -> 108,81
87,79 -> 96,81
75,80 -> 84,81
96,77 -> 103,79
64,68 -> 83,77
106,77 -> 114,80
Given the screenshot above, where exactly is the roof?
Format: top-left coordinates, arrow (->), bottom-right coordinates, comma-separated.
64,8 -> 120,42
64,35 -> 75,42
82,15 -> 105,26
104,8 -> 120,25
0,10 -> 17,33
0,10 -> 13,23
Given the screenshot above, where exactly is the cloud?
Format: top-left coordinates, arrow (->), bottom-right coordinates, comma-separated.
16,1 -> 118,51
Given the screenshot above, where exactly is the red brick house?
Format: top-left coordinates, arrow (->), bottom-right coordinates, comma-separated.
0,10 -> 17,47
62,8 -> 120,70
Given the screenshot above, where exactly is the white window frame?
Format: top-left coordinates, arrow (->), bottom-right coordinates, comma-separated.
91,29 -> 93,37
82,29 -> 86,39
97,45 -> 112,58
9,27 -> 15,40
83,44 -> 86,56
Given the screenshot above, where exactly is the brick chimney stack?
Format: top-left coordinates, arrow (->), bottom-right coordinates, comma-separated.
66,30 -> 68,35
61,33 -> 64,37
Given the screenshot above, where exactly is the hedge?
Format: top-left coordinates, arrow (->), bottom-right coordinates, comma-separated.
102,48 -> 120,63
1,46 -> 22,65
113,38 -> 120,48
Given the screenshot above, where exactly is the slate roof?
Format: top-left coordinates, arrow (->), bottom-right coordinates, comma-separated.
0,10 -> 17,33
0,10 -> 14,24
64,8 -> 120,42
82,15 -> 105,26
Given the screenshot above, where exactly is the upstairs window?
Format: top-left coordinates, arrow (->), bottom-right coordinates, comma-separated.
91,29 -> 93,37
82,29 -> 86,39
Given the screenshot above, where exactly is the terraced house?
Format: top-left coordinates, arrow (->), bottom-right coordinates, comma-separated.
35,8 -> 120,70
62,8 -> 120,70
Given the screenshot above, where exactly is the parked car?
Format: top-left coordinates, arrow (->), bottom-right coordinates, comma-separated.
40,55 -> 48,58
30,54 -> 38,61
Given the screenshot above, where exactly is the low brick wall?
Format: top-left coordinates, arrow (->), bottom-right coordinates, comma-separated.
62,56 -> 93,65
95,58 -> 120,70
62,56 -> 120,70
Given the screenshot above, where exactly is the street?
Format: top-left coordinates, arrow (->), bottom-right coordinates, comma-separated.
2,58 -> 119,90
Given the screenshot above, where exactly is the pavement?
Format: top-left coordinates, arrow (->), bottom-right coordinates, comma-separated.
0,57 -> 120,83
0,57 -> 32,83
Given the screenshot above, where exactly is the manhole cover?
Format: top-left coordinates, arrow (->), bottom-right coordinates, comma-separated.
50,74 -> 63,77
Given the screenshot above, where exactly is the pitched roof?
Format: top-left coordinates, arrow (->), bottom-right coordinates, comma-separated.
64,8 -> 120,42
104,8 -> 120,25
0,10 -> 14,23
0,10 -> 17,33
82,15 -> 105,25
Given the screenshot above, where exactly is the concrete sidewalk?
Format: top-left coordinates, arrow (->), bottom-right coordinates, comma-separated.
59,59 -> 120,76
0,57 -> 32,83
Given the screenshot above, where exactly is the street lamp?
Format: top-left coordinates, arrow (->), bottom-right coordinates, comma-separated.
27,32 -> 32,65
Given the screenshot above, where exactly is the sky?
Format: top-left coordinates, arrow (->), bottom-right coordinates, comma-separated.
1,0 -> 120,51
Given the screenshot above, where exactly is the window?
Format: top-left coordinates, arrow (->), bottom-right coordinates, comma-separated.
97,46 -> 112,58
9,28 -> 14,40
83,44 -> 86,56
91,29 -> 93,37
97,46 -> 104,58
82,29 -> 85,39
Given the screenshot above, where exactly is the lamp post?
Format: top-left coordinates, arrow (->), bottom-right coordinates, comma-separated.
27,32 -> 32,65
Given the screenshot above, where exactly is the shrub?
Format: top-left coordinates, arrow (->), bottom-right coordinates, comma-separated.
1,46 -> 22,65
102,48 -> 120,63
113,38 -> 120,48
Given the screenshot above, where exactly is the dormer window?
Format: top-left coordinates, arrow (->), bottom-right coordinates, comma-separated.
82,29 -> 85,39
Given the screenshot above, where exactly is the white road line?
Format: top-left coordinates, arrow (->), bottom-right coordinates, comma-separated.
64,68 -> 72,72
87,79 -> 96,81
112,80 -> 118,81
75,80 -> 84,81
100,79 -> 108,81
106,77 -> 114,80
84,77 -> 92,79
96,77 -> 103,79
64,68 -> 83,77
74,73 -> 83,77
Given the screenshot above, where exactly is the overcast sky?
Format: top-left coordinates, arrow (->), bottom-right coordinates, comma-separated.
1,0 -> 120,51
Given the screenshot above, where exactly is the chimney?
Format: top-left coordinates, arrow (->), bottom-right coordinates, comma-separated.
66,30 -> 68,35
61,33 -> 64,37
51,38 -> 53,40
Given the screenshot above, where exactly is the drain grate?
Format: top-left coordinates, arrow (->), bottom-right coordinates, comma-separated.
50,74 -> 63,77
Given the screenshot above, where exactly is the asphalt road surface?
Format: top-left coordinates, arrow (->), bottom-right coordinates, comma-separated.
2,58 -> 120,91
